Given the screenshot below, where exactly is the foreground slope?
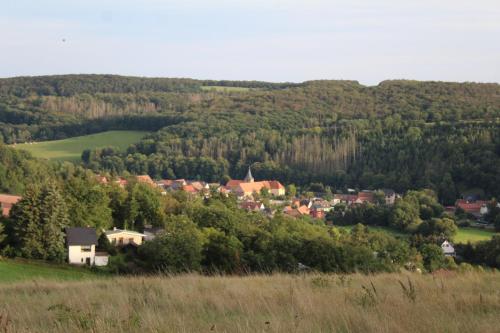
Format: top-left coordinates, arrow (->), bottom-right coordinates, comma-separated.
0,272 -> 498,332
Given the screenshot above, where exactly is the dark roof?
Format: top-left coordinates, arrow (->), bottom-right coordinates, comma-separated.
66,227 -> 98,246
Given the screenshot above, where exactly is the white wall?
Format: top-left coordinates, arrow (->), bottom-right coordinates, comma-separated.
95,255 -> 109,267
68,245 -> 95,265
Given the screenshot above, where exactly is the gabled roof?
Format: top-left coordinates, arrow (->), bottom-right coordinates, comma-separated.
182,184 -> 198,193
226,180 -> 243,188
136,175 -> 155,185
268,180 -> 285,190
66,227 -> 97,246
0,194 -> 22,205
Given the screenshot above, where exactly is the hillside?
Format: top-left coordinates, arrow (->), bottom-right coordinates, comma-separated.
0,272 -> 498,332
1,75 -> 499,202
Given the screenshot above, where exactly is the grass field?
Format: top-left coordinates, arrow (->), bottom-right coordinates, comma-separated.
201,85 -> 252,92
12,130 -> 149,162
336,225 -> 496,244
0,272 -> 498,332
455,227 -> 496,244
0,259 -> 100,283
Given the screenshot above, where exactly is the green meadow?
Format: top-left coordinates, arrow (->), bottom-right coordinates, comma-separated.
12,130 -> 149,162
454,227 -> 497,244
201,85 -> 252,92
336,225 -> 496,244
0,259 -> 100,283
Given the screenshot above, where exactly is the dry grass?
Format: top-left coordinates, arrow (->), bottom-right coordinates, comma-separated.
0,272 -> 499,332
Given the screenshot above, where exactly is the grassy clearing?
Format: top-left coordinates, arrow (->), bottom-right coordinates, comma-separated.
455,227 -> 496,244
201,85 -> 252,92
12,130 -> 149,162
0,272 -> 498,332
336,225 -> 497,244
0,259 -> 99,283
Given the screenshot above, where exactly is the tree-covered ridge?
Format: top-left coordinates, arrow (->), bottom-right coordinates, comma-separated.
1,75 -> 499,202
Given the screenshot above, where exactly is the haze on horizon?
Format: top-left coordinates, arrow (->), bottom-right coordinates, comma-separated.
1,0 -> 499,85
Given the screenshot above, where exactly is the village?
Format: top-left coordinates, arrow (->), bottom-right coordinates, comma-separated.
1,167 -> 497,268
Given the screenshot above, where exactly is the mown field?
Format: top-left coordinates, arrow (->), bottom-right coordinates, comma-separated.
12,130 -> 149,162
201,85 -> 252,92
0,259 -> 99,283
336,225 -> 496,244
0,272 -> 498,332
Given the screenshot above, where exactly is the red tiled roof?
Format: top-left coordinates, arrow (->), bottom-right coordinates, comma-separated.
226,180 -> 243,188
137,175 -> 155,185
455,200 -> 488,213
268,180 -> 285,190
0,194 -> 22,217
182,184 -> 198,193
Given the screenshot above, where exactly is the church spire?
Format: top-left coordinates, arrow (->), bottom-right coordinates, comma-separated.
244,166 -> 254,183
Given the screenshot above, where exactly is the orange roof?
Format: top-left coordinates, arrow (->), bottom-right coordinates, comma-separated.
268,180 -> 284,190
237,182 -> 267,194
455,200 -> 488,213
182,184 -> 198,193
137,175 -> 155,185
226,180 -> 243,188
96,175 -> 108,184
297,205 -> 310,215
0,194 -> 22,205
0,194 -> 22,217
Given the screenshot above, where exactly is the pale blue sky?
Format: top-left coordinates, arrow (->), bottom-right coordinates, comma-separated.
1,0 -> 499,85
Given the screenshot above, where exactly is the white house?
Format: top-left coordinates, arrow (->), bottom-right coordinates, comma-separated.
441,240 -> 456,257
105,228 -> 147,247
66,227 -> 108,266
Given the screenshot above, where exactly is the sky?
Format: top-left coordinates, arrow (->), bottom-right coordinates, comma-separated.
1,0 -> 499,85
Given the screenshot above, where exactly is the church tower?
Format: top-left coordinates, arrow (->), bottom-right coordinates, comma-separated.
244,166 -> 254,183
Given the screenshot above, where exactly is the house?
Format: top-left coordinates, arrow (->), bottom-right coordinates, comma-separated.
0,194 -> 22,217
66,227 -> 108,266
115,177 -> 128,188
441,240 -> 455,257
381,189 -> 396,205
284,204 -> 310,218
311,199 -> 332,212
355,191 -> 375,204
105,228 -> 146,247
239,201 -> 266,212
136,175 -> 155,186
182,184 -> 198,194
310,209 -> 325,219
455,199 -> 489,218
96,175 -> 108,184
332,194 -> 357,206
226,167 -> 285,198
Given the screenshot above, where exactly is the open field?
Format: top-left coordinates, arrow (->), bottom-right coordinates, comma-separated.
0,272 -> 498,332
201,85 -> 252,92
12,130 -> 149,162
0,259 -> 100,283
455,227 -> 497,244
336,225 -> 497,244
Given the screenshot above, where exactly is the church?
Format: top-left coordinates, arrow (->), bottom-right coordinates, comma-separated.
225,167 -> 286,198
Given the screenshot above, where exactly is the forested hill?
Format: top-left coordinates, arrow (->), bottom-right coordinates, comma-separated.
1,75 -> 499,203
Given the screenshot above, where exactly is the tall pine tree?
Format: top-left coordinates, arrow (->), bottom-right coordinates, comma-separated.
11,182 -> 69,262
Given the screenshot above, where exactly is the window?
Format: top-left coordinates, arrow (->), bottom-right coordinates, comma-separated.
81,245 -> 92,252
129,238 -> 134,243
119,237 -> 124,245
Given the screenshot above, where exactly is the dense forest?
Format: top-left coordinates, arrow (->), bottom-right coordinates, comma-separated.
1,75 -> 499,203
